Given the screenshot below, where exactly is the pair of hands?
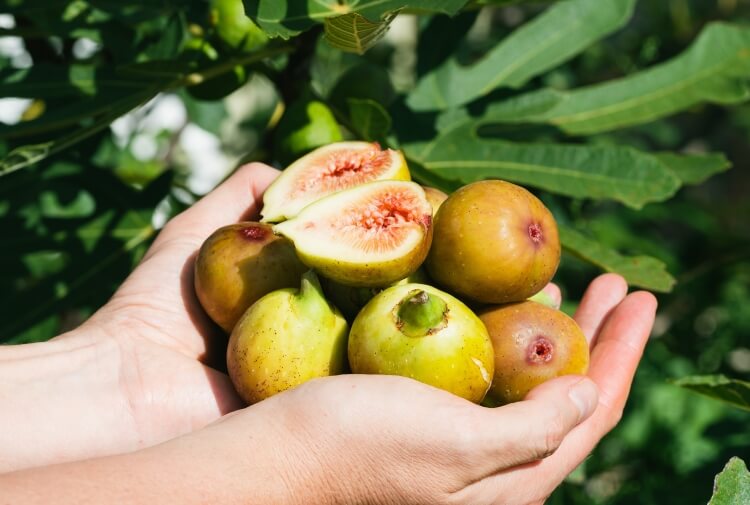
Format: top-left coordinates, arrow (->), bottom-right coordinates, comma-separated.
11,163 -> 657,504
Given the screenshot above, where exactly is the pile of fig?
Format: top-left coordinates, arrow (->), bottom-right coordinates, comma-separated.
194,141 -> 589,406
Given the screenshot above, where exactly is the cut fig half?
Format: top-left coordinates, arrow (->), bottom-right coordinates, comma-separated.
274,180 -> 433,287
261,141 -> 410,223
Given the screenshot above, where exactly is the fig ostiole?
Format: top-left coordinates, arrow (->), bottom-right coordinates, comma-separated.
261,141 -> 410,223
479,300 -> 589,405
348,283 -> 494,404
194,222 -> 307,332
426,180 -> 561,304
274,180 -> 433,288
227,270 -> 349,405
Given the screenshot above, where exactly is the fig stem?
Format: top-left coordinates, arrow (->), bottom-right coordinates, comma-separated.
397,290 -> 448,338
296,270 -> 330,318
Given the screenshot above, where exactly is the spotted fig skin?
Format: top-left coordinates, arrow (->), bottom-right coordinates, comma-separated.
348,283 -> 495,404
479,301 -> 589,405
227,272 -> 349,405
426,180 -> 561,304
194,222 -> 307,332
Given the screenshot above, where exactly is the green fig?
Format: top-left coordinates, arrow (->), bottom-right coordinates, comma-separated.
348,283 -> 494,403
194,222 -> 307,333
227,271 -> 349,404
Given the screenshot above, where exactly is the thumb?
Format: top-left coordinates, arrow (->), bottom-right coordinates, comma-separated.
473,376 -> 598,473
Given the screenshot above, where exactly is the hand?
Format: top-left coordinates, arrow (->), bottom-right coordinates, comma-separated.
225,273 -> 655,505
0,163 -> 282,471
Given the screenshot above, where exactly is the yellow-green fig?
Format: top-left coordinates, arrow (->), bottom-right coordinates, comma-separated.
261,141 -> 410,223
274,180 -> 433,287
227,271 -> 349,404
348,283 -> 494,403
426,180 -> 561,304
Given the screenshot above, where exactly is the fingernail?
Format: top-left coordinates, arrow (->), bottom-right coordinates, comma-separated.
569,379 -> 598,423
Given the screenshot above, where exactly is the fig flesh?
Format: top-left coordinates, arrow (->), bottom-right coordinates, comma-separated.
480,300 -> 589,405
194,222 -> 307,332
348,283 -> 494,403
274,180 -> 433,287
261,141 -> 410,223
227,271 -> 349,404
426,180 -> 560,304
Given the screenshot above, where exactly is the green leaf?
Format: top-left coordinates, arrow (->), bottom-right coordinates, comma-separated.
407,0 -> 636,111
406,122 -> 681,209
560,226 -> 676,292
324,12 -> 396,55
710,458 -> 750,505
347,98 -> 392,141
492,23 -> 750,134
655,152 -> 732,185
671,375 -> 750,412
245,0 -> 468,39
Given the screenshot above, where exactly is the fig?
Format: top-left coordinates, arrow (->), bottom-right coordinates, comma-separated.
194,222 -> 307,332
261,141 -> 410,223
227,271 -> 349,404
426,180 -> 560,304
321,268 -> 429,321
274,180 -> 433,287
348,283 -> 494,403
480,300 -> 589,405
422,186 -> 448,216
209,0 -> 267,53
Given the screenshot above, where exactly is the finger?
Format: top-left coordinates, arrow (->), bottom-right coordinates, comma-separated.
573,273 -> 628,344
541,283 -> 561,309
468,375 -> 598,473
155,162 -> 280,248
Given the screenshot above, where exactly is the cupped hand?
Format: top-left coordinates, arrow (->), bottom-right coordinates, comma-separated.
205,273 -> 654,505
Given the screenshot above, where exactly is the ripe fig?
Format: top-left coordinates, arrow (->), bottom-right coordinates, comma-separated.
422,186 -> 448,216
349,283 -> 494,403
261,141 -> 410,223
480,301 -> 589,405
227,271 -> 349,404
426,180 -> 560,304
274,180 -> 433,287
321,268 -> 429,321
194,222 -> 307,332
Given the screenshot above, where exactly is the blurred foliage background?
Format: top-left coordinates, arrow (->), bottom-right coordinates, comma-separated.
1,0 -> 749,503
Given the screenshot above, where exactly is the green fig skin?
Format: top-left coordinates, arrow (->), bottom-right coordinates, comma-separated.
227,271 -> 349,405
422,186 -> 449,216
348,283 -> 494,404
194,222 -> 307,333
426,180 -> 561,304
480,301 -> 589,406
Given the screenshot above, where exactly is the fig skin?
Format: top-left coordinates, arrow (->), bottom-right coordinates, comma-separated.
480,300 -> 589,405
422,186 -> 449,216
426,180 -> 560,304
194,222 -> 307,333
261,141 -> 410,223
348,283 -> 495,403
274,181 -> 433,288
227,271 -> 349,405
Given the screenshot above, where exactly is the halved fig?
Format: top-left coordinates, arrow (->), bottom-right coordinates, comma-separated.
261,141 -> 410,223
274,180 -> 433,287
